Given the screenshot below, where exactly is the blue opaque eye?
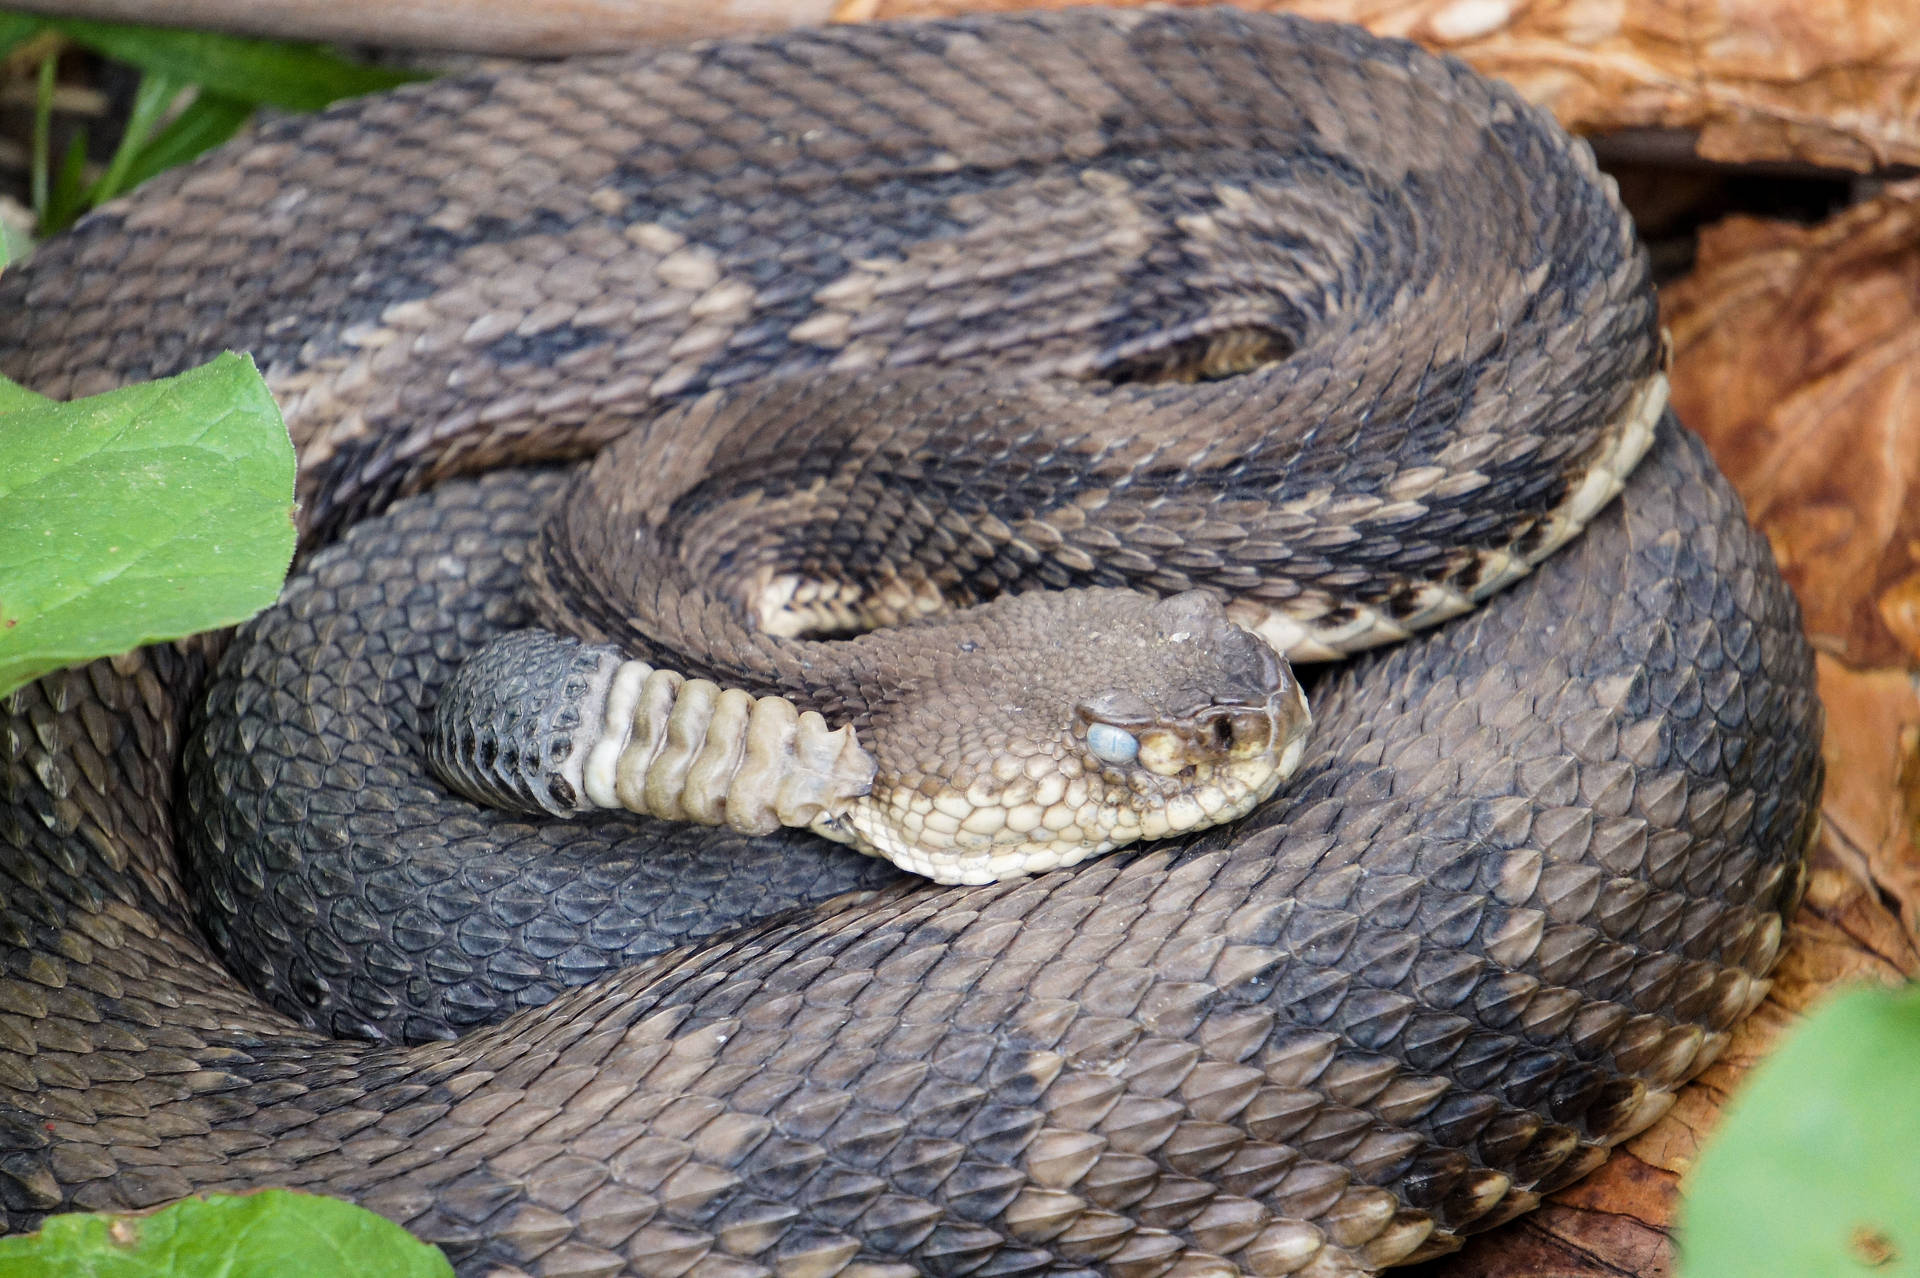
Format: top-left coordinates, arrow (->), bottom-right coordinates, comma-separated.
1087,722 -> 1139,765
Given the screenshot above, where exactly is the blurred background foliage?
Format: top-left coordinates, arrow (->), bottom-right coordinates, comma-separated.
0,11 -> 421,240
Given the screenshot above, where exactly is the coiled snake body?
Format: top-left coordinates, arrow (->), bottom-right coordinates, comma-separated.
0,9 -> 1821,1276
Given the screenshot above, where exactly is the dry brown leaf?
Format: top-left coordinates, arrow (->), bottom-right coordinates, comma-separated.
1812,656 -> 1920,931
834,0 -> 1920,171
1663,180 -> 1920,932
1664,182 -> 1920,671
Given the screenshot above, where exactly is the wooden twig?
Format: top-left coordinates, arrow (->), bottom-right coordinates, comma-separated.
3,0 -> 841,55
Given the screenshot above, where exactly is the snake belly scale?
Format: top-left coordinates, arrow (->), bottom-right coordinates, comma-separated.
0,8 -> 1821,1278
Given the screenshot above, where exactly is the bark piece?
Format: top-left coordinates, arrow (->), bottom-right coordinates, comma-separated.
0,0 -> 840,56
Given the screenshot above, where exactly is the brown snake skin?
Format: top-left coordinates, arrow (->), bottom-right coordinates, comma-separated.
0,8 -> 1822,1276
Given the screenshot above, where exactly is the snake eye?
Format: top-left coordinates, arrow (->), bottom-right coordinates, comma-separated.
1086,722 -> 1140,765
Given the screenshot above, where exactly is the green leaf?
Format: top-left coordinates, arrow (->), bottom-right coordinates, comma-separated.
28,50 -> 53,221
0,215 -> 24,269
84,68 -> 182,209
0,378 -> 45,413
0,353 -> 296,698
0,13 -> 43,57
1679,983 -> 1920,1278
43,18 -> 423,111
0,1189 -> 454,1277
41,128 -> 90,237
118,90 -> 254,192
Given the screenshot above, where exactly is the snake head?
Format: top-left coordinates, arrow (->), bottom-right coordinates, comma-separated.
1072,589 -> 1310,829
1077,590 -> 1306,775
823,587 -> 1311,884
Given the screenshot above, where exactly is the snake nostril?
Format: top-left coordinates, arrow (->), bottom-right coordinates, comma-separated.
1212,716 -> 1234,749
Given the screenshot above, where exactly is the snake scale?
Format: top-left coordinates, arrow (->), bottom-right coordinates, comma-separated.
0,8 -> 1822,1277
